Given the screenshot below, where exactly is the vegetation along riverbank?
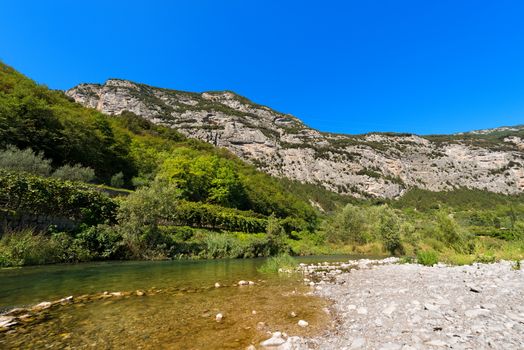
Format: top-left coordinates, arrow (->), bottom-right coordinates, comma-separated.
1,61 -> 524,267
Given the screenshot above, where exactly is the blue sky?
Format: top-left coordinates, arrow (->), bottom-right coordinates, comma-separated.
1,1 -> 524,135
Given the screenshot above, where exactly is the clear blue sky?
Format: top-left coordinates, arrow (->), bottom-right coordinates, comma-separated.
1,1 -> 524,135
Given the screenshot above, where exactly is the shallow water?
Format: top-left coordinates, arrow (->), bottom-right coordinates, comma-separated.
0,255 -> 356,349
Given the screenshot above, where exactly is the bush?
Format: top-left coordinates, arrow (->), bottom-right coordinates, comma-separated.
266,215 -> 289,255
203,233 -> 240,259
75,225 -> 124,259
110,172 -> 125,188
377,207 -> 404,255
0,146 -> 52,176
325,204 -> 368,244
417,250 -> 439,266
475,253 -> 496,264
435,211 -> 463,245
52,163 -> 95,183
0,229 -> 92,266
258,254 -> 297,274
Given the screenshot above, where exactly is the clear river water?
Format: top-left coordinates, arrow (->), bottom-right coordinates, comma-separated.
0,256 -> 356,349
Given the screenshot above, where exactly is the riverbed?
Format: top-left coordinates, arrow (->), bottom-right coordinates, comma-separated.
0,256 -> 355,349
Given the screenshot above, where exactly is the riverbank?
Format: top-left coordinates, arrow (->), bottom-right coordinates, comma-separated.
298,258 -> 524,349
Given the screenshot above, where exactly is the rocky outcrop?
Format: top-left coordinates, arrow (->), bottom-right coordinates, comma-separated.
66,80 -> 524,198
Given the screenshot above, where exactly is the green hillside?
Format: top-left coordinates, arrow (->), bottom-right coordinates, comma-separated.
0,62 -> 324,265
0,62 -> 523,267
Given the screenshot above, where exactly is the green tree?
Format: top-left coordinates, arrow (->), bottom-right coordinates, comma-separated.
377,207 -> 403,255
52,163 -> 95,183
266,215 -> 288,255
0,146 -> 52,176
325,204 -> 368,244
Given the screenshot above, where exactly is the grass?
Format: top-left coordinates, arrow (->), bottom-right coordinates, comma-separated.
416,250 -> 439,266
257,254 -> 298,274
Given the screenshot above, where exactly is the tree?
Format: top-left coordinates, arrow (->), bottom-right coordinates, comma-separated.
0,146 -> 52,176
377,207 -> 403,255
325,204 -> 368,244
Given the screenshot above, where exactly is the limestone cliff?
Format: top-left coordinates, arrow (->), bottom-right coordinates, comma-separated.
66,79 -> 524,198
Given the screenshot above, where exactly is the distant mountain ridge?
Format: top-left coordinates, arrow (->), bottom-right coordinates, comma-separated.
67,79 -> 524,198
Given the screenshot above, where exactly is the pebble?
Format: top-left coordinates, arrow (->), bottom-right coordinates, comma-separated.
350,337 -> 366,349
357,307 -> 368,315
215,313 -> 223,322
425,339 -> 448,347
302,258 -> 524,349
465,309 -> 490,318
214,282 -> 221,288
298,319 -> 309,327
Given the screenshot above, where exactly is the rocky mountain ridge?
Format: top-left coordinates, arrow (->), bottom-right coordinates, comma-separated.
66,79 -> 524,198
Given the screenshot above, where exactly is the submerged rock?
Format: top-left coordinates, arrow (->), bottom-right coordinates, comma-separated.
297,319 -> 309,327
0,316 -> 17,329
32,302 -> 52,311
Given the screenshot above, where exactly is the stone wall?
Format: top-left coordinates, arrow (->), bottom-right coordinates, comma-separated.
0,210 -> 77,234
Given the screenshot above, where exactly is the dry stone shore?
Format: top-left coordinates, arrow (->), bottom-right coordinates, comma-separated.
300,258 -> 524,350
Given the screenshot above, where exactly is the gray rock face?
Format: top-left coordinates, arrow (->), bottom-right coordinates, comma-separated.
67,80 -> 524,199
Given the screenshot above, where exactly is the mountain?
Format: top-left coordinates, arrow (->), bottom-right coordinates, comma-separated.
67,79 -> 524,198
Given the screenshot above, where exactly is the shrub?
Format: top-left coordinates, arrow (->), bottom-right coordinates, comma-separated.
377,207 -> 404,255
475,253 -> 496,264
0,229 -> 91,266
204,233 -> 240,258
0,146 -> 52,176
417,250 -> 439,266
325,204 -> 368,244
52,163 -> 95,183
110,172 -> 125,188
266,215 -> 289,255
258,254 -> 297,274
75,225 -> 124,259
435,211 -> 463,245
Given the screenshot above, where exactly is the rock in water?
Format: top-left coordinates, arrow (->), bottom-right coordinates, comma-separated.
298,319 -> 309,327
32,302 -> 52,311
215,313 -> 223,322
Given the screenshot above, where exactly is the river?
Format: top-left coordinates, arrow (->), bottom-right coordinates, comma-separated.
0,256 -> 355,349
